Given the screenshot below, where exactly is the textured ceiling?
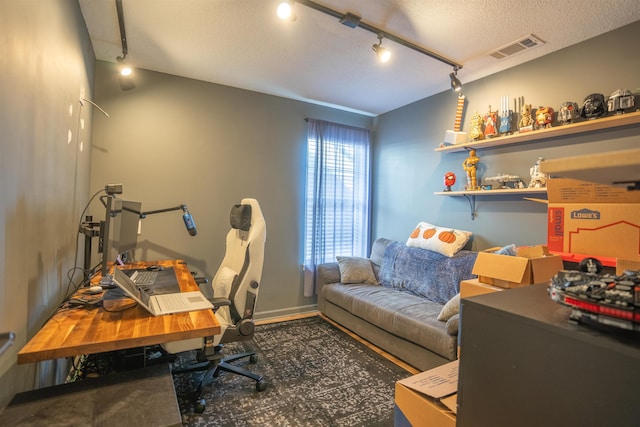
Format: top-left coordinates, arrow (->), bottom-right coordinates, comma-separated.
79,0 -> 640,116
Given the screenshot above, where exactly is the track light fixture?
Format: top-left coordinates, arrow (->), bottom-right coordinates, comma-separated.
115,0 -> 135,90
277,0 -> 463,86
277,1 -> 296,21
372,34 -> 391,63
450,67 -> 463,92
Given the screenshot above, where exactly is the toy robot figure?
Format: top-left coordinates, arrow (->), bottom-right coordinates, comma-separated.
469,111 -> 484,141
462,149 -> 480,190
580,93 -> 607,119
519,103 -> 533,132
528,157 -> 548,188
557,101 -> 579,125
484,106 -> 498,137
444,172 -> 456,191
535,106 -> 554,129
607,89 -> 635,114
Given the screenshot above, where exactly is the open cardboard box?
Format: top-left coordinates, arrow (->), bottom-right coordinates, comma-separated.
395,360 -> 457,427
546,178 -> 640,262
472,245 -> 563,288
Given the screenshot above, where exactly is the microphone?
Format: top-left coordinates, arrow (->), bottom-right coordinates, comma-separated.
181,205 -> 197,236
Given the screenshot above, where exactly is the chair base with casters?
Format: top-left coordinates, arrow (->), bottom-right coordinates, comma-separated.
172,343 -> 267,413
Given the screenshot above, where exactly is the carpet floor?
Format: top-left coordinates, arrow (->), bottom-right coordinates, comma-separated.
173,316 -> 412,427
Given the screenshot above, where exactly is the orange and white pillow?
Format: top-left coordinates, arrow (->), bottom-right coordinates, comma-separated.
406,222 -> 472,257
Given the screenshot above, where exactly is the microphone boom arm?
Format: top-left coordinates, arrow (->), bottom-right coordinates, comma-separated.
125,204 -> 188,219
123,204 -> 198,237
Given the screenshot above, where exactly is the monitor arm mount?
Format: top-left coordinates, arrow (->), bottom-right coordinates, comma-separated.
79,185 -> 123,285
80,188 -> 197,285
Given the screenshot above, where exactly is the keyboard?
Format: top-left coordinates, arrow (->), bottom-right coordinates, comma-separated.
130,270 -> 158,285
157,294 -> 185,311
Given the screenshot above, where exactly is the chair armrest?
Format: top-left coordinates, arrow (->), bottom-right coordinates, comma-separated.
210,297 -> 231,308
190,271 -> 209,285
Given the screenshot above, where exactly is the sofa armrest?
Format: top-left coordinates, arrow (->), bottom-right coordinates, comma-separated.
446,314 -> 460,336
316,262 -> 341,292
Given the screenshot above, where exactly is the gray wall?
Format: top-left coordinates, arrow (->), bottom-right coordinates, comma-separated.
0,0 -> 95,408
90,62 -> 373,319
373,21 -> 640,249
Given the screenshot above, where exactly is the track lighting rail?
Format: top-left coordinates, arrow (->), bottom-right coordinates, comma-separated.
293,0 -> 463,70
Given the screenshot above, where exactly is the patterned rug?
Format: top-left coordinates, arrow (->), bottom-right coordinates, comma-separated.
173,316 -> 411,427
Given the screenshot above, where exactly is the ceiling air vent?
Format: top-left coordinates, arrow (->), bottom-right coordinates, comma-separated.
489,34 -> 545,60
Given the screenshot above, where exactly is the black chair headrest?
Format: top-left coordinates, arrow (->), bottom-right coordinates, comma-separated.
230,204 -> 252,231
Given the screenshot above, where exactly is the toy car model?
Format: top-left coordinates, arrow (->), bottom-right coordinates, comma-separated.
548,269 -> 640,331
607,88 -> 635,114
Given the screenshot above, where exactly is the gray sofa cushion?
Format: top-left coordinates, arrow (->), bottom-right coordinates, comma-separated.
322,282 -> 456,359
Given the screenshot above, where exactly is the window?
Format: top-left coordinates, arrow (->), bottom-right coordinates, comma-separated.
303,119 -> 371,295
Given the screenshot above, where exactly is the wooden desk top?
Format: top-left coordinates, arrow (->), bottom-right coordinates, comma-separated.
18,260 -> 220,364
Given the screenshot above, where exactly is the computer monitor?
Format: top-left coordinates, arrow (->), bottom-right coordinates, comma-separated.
118,199 -> 142,258
99,197 -> 142,280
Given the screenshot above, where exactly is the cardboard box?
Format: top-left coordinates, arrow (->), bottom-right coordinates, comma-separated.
394,383 -> 456,427
547,178 -> 640,262
395,361 -> 458,427
472,245 -> 563,288
460,278 -> 504,298
617,259 -> 640,275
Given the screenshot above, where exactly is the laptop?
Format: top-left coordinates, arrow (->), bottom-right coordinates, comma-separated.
113,268 -> 213,316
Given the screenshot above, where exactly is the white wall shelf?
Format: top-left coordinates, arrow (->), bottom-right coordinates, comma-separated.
435,110 -> 640,153
435,188 -> 547,220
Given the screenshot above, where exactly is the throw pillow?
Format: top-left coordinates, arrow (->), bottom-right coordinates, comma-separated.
406,222 -> 472,257
212,266 -> 237,298
437,293 -> 460,322
336,256 -> 378,285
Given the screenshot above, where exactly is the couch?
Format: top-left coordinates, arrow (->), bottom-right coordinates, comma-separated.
317,237 -> 478,371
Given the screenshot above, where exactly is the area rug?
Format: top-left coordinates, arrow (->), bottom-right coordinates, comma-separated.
173,316 -> 412,427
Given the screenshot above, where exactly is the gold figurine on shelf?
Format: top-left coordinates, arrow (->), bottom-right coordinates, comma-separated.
462,148 -> 480,190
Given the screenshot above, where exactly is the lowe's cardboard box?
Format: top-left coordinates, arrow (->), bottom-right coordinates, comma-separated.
547,178 -> 640,262
472,245 -> 563,288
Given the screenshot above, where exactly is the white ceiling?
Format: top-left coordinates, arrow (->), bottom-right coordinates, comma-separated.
79,0 -> 640,116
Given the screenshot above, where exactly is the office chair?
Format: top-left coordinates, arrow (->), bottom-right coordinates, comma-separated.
163,198 -> 267,413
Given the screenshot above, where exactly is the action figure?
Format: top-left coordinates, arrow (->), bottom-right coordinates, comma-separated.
444,172 -> 456,191
528,157 -> 548,188
469,111 -> 484,141
462,149 -> 480,190
483,106 -> 498,137
535,106 -> 554,129
518,103 -> 533,132
499,95 -> 513,135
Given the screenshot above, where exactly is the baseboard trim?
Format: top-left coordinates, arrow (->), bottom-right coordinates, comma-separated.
254,305 -> 319,323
